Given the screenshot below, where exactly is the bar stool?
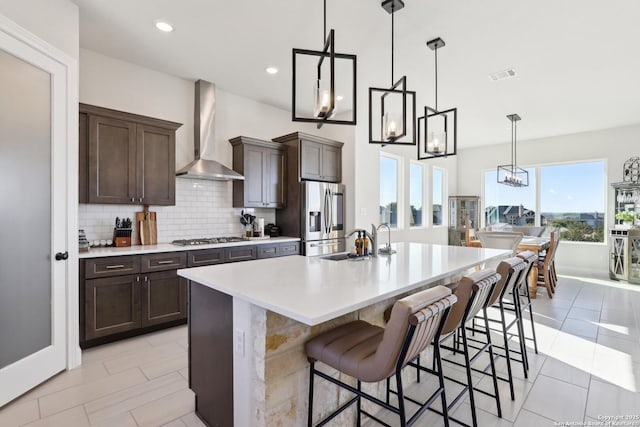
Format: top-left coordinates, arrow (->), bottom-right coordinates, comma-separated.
438,269 -> 503,427
515,251 -> 540,355
305,285 -> 457,427
468,257 -> 529,399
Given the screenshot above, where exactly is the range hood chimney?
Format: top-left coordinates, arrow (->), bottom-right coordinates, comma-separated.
176,79 -> 244,181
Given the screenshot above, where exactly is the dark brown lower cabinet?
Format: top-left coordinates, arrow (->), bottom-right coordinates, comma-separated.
81,242 -> 299,348
141,270 -> 187,327
85,275 -> 141,340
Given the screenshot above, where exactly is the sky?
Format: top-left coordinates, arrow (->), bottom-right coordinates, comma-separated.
484,161 -> 605,213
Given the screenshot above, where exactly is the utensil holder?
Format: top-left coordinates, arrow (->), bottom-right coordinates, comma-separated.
113,228 -> 132,247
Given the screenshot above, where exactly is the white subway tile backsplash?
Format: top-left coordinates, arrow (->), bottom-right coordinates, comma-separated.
79,179 -> 276,243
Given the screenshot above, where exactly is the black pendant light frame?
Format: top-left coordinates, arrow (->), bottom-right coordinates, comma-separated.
497,113 -> 529,187
418,37 -> 457,159
291,0 -> 357,128
369,0 -> 417,145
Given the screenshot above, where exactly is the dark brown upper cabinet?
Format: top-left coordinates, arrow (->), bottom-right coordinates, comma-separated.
229,136 -> 286,208
272,132 -> 343,183
79,104 -> 181,205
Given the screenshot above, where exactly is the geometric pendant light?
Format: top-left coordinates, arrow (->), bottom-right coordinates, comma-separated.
497,114 -> 529,187
292,0 -> 357,128
369,0 -> 416,145
417,37 -> 457,159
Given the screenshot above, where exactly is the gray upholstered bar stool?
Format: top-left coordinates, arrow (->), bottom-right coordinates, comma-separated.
305,285 -> 457,427
438,268 -> 502,427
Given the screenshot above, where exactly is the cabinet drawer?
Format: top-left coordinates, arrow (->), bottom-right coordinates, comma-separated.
85,256 -> 140,279
188,248 -> 227,267
227,246 -> 256,262
257,244 -> 279,259
141,252 -> 187,272
279,242 -> 300,256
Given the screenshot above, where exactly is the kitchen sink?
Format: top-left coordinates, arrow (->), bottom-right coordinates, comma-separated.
321,253 -> 370,261
322,253 -> 350,261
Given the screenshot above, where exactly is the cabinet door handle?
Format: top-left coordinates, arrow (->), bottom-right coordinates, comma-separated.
144,276 -> 148,282
157,260 -> 174,265
131,197 -> 135,203
139,197 -> 143,203
105,264 -> 125,269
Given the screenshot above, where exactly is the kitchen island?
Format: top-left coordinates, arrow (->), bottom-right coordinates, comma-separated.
178,242 -> 510,427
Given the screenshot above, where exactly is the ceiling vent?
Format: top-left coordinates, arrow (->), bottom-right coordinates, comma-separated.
489,68 -> 517,81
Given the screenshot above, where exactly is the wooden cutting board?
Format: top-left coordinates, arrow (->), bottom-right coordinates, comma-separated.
136,206 -> 157,245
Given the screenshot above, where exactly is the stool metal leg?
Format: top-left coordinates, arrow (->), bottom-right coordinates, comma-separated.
308,361 -> 315,427
498,301 -> 515,399
483,308 -> 502,418
460,327 -> 479,427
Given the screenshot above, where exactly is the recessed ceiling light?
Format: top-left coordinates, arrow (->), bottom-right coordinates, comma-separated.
489,68 -> 517,81
265,67 -> 279,75
336,95 -> 344,101
154,20 -> 174,33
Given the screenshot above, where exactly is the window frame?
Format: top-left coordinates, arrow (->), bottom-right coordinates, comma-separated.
379,152 -> 403,229
409,160 -> 425,228
431,166 -> 447,228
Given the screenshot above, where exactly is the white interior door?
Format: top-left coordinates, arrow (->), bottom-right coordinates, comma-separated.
0,18 -> 69,407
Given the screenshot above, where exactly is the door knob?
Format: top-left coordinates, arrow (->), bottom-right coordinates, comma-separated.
55,251 -> 69,261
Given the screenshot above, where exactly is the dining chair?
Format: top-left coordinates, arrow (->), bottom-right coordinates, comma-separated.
537,231 -> 559,296
476,231 -> 524,254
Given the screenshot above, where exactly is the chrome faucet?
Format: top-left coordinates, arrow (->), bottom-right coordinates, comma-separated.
376,223 -> 395,255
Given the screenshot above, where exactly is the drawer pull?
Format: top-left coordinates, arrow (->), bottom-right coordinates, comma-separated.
156,260 -> 174,265
105,264 -> 125,269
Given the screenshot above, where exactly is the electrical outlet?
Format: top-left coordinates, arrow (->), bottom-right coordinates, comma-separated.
360,207 -> 367,216
234,328 -> 245,357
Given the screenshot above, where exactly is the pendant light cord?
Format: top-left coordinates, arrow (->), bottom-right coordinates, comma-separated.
434,46 -> 438,111
391,10 -> 395,84
323,0 -> 327,40
512,119 -> 516,172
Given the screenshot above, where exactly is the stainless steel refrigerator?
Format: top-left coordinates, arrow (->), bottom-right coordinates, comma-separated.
276,181 -> 345,256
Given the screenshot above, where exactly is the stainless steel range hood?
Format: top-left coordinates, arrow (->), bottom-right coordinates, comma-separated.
176,79 -> 244,181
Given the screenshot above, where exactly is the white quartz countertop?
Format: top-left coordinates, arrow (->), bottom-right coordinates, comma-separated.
79,237 -> 300,258
178,242 -> 510,326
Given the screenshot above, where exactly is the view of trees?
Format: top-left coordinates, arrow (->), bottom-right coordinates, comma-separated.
547,219 -> 604,242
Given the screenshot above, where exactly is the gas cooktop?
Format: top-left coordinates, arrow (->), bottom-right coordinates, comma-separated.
171,236 -> 248,246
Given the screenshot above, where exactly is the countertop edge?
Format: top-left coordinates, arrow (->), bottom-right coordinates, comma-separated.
79,237 -> 301,258
178,246 -> 511,326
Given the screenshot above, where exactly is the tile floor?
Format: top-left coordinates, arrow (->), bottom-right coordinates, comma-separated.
1,274 -> 640,426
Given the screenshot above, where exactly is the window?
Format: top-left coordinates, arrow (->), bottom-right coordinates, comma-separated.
432,167 -> 444,226
482,161 -> 605,242
484,168 -> 536,226
409,163 -> 423,227
380,154 -> 398,227
540,161 -> 605,242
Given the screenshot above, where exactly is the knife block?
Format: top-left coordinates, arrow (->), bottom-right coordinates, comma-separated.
113,228 -> 132,247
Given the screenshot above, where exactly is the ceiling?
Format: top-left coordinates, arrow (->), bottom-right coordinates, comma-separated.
71,0 -> 640,148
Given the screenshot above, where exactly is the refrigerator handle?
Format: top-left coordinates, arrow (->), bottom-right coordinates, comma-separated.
323,189 -> 330,234
327,189 -> 333,234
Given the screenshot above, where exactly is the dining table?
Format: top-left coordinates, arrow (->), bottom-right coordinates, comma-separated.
467,235 -> 551,298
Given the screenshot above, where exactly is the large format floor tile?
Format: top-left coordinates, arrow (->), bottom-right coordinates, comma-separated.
522,375 -> 587,423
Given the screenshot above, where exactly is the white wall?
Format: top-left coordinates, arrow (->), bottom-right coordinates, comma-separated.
79,49 -> 356,241
0,0 -> 78,59
456,123 -> 640,277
